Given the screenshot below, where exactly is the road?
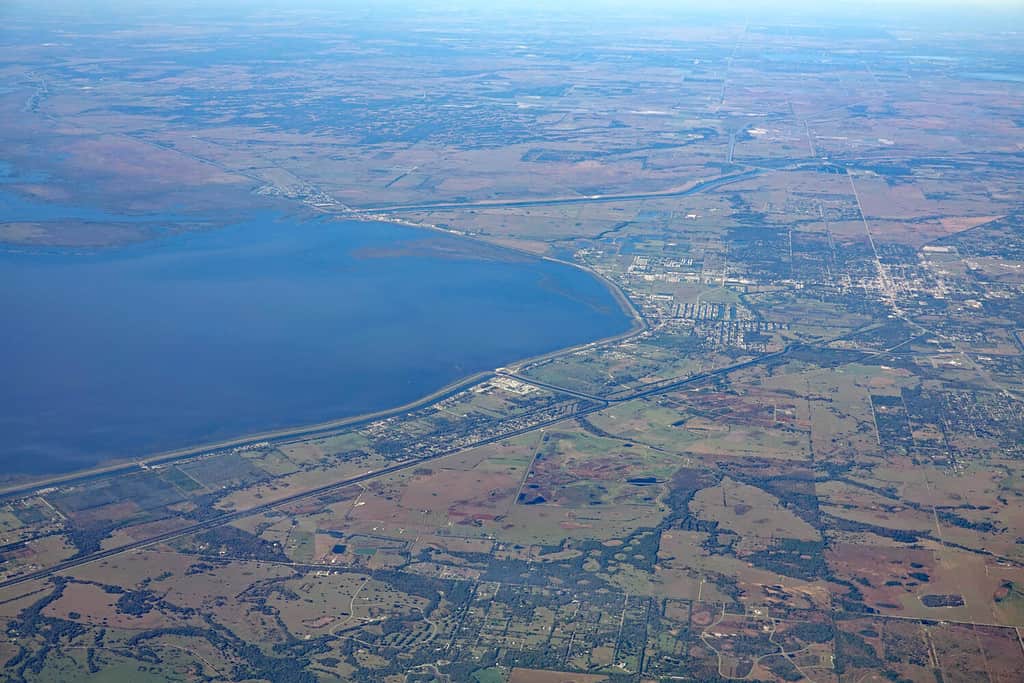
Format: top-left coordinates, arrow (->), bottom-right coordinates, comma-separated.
502,342 -> 800,406
0,339 -> 807,592
0,404 -> 603,591
0,370 -> 495,503
351,170 -> 760,214
0,235 -> 646,505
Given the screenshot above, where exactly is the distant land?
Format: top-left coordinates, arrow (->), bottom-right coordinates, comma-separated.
1,2 -> 1023,682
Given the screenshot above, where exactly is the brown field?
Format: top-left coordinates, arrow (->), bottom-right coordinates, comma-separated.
690,478 -> 821,542
509,669 -> 610,683
837,616 -> 1024,683
2,8 -> 1024,683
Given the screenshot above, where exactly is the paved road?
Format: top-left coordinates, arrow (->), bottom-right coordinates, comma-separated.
353,170 -> 760,214
0,401 -> 606,591
496,372 -> 609,404
3,315 -> 908,594
0,339 -> 802,591
0,373 -> 493,504
505,343 -> 800,407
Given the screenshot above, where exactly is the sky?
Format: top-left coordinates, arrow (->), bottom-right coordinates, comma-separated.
1,0 -> 1022,34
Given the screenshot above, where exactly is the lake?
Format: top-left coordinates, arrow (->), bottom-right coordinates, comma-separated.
1,213 -> 631,475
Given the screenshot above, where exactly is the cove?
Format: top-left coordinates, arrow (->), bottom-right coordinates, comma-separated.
1,215 -> 632,475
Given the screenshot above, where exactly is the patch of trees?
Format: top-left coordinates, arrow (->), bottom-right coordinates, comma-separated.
116,589 -> 158,616
275,634 -> 333,660
786,621 -> 835,644
443,652 -> 499,682
821,514 -> 922,544
700,530 -> 739,557
679,514 -> 719,534
666,468 -> 722,515
129,624 -> 319,683
3,647 -> 27,672
194,525 -> 290,562
5,578 -> 90,681
616,600 -> 653,666
746,539 -> 827,582
921,594 -> 964,608
575,416 -> 618,439
440,549 -> 492,566
834,629 -> 882,674
828,578 -> 874,614
10,578 -> 68,638
67,522 -> 119,557
832,476 -> 900,501
762,653 -> 805,681
481,550 -> 617,592
937,510 -> 1000,534
182,493 -> 225,521
711,573 -> 745,607
498,645 -> 563,671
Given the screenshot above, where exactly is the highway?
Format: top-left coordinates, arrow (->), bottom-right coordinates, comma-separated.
0,338 -> 802,592
0,402 -> 606,591
0,371 -> 495,504
503,342 -> 801,406
351,170 -> 760,214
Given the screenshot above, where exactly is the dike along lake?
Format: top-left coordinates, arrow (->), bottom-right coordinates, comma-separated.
0,212 -> 632,476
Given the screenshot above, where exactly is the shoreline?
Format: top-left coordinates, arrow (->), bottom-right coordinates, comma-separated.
347,210 -> 649,355
0,224 -> 646,500
0,370 -> 490,499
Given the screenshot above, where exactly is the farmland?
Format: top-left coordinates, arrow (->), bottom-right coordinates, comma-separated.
2,2 -> 1024,682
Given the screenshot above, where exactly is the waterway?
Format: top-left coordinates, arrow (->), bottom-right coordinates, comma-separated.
1,209 -> 631,475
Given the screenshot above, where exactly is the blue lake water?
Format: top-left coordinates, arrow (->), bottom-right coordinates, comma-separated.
963,72 -> 1024,83
1,214 -> 631,475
